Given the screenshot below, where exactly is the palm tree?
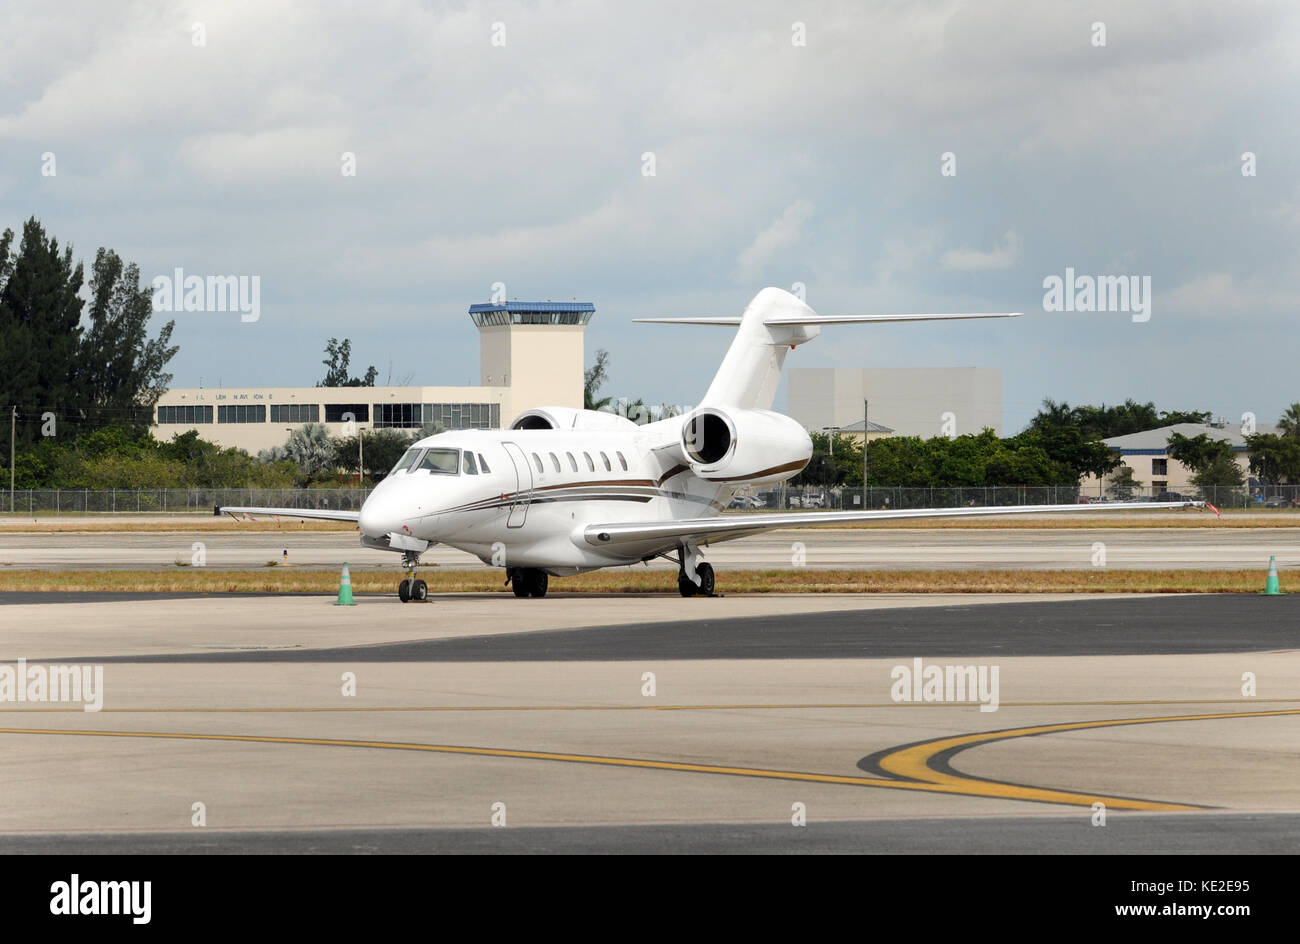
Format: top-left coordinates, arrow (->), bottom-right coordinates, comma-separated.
269,423 -> 336,478
1279,403 -> 1300,439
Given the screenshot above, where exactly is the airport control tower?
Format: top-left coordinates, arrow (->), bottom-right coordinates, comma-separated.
469,300 -> 595,413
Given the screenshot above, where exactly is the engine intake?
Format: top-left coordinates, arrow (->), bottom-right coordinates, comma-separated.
679,407 -> 810,485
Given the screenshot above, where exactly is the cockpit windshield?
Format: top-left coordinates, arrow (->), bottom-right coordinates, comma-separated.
415,448 -> 460,475
391,448 -> 421,475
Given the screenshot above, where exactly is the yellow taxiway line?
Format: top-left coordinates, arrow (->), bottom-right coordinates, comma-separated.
7,706 -> 1295,811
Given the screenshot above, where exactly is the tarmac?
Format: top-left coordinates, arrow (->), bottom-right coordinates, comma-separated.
0,590 -> 1296,853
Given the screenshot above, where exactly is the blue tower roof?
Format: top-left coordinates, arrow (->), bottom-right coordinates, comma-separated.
468,300 -> 595,327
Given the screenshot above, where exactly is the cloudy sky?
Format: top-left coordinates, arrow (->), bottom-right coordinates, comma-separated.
2,0 -> 1297,432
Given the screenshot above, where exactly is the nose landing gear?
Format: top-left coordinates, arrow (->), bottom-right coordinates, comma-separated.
397,551 -> 428,603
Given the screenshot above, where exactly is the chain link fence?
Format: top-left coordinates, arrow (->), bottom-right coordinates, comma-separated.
1,484 -> 1296,515
1,488 -> 372,515
735,484 -> 1298,512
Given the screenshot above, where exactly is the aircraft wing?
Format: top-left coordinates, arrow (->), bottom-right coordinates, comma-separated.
585,501 -> 1212,548
216,505 -> 360,523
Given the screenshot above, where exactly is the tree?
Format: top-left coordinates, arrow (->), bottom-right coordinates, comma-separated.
1027,398 -> 1210,441
334,428 -> 413,481
0,218 -> 178,447
1279,403 -> 1300,439
1245,433 -> 1300,484
584,349 -> 611,410
0,218 -> 86,446
260,423 -> 336,481
1106,464 -> 1142,499
1167,432 -> 1235,474
80,248 -> 178,431
1190,453 -> 1245,489
318,338 -> 376,387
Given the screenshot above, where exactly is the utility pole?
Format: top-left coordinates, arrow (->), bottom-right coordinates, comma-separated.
9,406 -> 15,514
863,399 -> 869,508
358,428 -> 364,486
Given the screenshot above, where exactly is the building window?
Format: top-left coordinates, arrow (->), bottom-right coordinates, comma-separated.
325,403 -> 369,423
270,404 -> 319,424
426,402 -> 500,430
217,404 -> 266,423
373,403 -> 422,428
1153,481 -> 1168,493
157,405 -> 213,424
1152,458 -> 1168,476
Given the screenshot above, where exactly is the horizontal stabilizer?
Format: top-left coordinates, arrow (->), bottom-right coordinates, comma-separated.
634,312 -> 1020,326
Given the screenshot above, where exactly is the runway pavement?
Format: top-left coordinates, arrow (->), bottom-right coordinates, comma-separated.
0,591 -> 1296,854
1,525 -> 1295,570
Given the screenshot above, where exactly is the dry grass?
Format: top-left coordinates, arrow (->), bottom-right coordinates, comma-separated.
0,567 -> 1274,594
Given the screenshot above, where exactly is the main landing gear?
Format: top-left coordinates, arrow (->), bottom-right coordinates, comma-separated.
678,562 -> 714,597
673,539 -> 716,597
506,567 -> 549,598
397,551 -> 428,603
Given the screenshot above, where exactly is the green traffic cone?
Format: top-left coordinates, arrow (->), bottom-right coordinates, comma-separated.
335,561 -> 356,605
1263,556 -> 1282,595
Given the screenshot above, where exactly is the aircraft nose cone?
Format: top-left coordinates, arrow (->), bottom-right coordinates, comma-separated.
359,489 -> 402,538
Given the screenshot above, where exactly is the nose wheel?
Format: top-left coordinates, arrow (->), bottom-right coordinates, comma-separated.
397,552 -> 428,603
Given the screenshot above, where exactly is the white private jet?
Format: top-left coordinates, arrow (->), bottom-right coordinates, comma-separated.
220,287 -> 1210,601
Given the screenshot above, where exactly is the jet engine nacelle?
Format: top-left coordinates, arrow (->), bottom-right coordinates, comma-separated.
509,407 -> 639,431
680,407 -> 811,485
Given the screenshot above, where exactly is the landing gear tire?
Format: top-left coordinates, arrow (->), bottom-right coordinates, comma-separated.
678,563 -> 715,598
398,579 -> 411,603
510,568 -> 548,598
511,572 -> 529,598
411,579 -> 428,602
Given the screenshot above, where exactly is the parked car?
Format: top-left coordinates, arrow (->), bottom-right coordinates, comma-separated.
1263,495 -> 1296,508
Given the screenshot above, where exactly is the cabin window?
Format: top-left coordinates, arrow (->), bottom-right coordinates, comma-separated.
549,452 -> 561,473
583,452 -> 595,472
463,452 -> 478,475
566,452 -> 578,472
599,451 -> 612,471
532,453 -> 544,474
616,451 -> 628,471
477,453 -> 490,473
416,448 -> 460,475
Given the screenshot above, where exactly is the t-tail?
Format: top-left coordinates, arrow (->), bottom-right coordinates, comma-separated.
635,287 -> 1021,411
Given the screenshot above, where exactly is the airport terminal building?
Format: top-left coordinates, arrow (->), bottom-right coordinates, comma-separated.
152,301 -> 593,453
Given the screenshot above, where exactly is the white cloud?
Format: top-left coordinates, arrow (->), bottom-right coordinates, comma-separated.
734,200 -> 814,282
940,229 -> 1023,271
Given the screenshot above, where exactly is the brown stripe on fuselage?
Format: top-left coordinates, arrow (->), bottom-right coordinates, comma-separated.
704,459 -> 807,483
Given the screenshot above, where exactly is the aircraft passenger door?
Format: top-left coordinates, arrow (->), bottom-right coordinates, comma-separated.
501,442 -> 532,528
